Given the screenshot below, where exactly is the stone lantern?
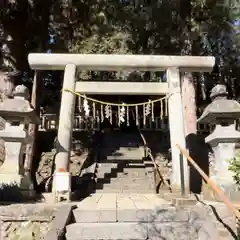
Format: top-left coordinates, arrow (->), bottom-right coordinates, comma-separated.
198,84 -> 240,197
0,85 -> 39,197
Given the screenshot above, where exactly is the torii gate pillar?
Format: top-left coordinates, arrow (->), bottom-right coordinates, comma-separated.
167,67 -> 188,192
53,64 -> 77,202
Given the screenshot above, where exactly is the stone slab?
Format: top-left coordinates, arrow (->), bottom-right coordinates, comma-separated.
96,193 -> 117,222
117,195 -> 138,222
74,194 -> 117,223
74,194 -> 102,222
116,194 -> 168,223
130,195 -> 158,222
144,194 -> 170,208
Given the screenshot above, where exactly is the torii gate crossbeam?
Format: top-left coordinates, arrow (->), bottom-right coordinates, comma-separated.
28,53 -> 214,72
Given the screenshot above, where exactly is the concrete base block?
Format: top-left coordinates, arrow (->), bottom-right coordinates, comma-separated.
53,172 -> 71,202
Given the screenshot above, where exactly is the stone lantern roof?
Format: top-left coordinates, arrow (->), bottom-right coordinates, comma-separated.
198,84 -> 240,124
0,85 -> 40,124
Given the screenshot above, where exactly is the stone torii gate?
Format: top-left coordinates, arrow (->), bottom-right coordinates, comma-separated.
28,53 -> 215,201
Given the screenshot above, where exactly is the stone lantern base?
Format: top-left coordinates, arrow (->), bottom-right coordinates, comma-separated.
202,180 -> 240,202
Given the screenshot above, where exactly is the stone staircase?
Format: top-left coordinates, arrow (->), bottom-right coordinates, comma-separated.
64,131 -> 237,240
65,193 -> 237,240
93,131 -> 155,194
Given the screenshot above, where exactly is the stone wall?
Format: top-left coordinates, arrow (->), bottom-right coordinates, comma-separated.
0,203 -> 57,240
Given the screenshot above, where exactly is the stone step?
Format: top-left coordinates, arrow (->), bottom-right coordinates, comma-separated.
95,166 -> 122,174
96,186 -> 155,192
95,183 -> 153,190
96,163 -> 119,168
95,179 -> 155,188
94,189 -> 155,194
106,182 -> 154,188
125,163 -> 146,168
119,173 -> 155,178
95,162 -> 146,171
73,194 -> 187,223
98,158 -> 144,164
96,170 -> 149,178
98,160 -> 144,167
66,222 -> 147,240
119,171 -> 149,176
73,199 -> 181,223
122,167 -> 146,171
106,150 -> 145,160
68,193 -> 236,240
95,167 -> 123,174
145,166 -> 154,172
105,177 -> 152,183
96,185 -> 153,191
74,193 -> 167,223
96,169 -> 149,179
96,173 -> 151,179
96,176 -> 151,183
65,220 -> 228,240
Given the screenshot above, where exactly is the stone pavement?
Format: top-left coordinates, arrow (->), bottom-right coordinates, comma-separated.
66,193 -> 237,240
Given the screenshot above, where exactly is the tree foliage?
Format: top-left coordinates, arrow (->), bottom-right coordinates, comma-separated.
0,0 -> 239,105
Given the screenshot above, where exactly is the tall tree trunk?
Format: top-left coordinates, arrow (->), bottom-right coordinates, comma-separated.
1,5 -> 29,73
24,1 -> 53,190
179,0 -> 197,136
179,0 -> 204,194
1,1 -> 53,189
182,73 -> 197,136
